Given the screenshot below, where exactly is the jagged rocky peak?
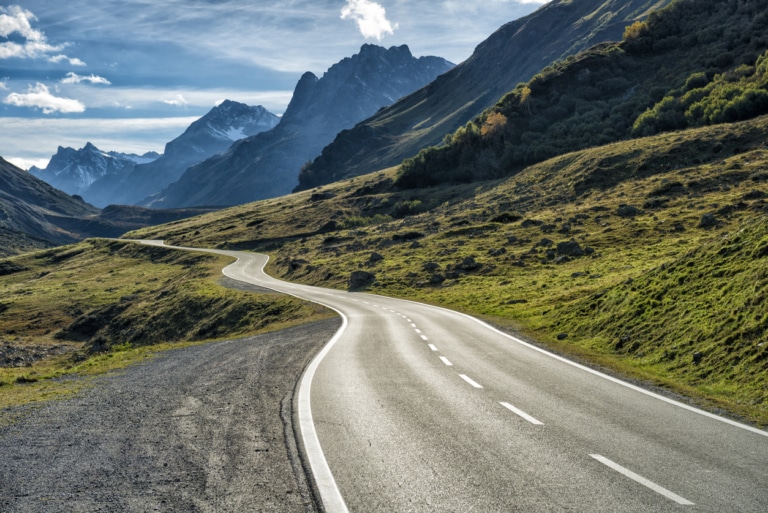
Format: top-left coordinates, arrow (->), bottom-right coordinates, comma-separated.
201,100 -> 279,137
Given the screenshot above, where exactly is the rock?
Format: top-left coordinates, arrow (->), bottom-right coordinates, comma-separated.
456,256 -> 481,271
317,220 -> 338,233
368,252 -> 384,263
409,241 -> 423,249
392,231 -> 425,241
556,240 -> 584,257
310,191 -> 335,202
521,219 -> 544,228
348,271 -> 375,290
289,259 -> 309,271
693,351 -> 703,364
556,333 -> 568,340
491,212 -> 523,223
617,204 -> 641,217
488,247 -> 507,257
554,255 -> 572,264
429,273 -> 446,285
422,261 -> 440,273
699,213 -> 718,228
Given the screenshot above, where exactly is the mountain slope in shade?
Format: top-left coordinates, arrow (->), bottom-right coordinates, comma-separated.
0,157 -> 220,255
144,44 -> 454,208
109,101 -> 279,206
0,157 -> 99,250
295,0 -> 672,190
29,144 -> 159,207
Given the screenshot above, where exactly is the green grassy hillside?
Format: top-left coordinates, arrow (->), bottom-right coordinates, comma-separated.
0,239 -> 329,409
127,114 -> 768,425
397,0 -> 768,188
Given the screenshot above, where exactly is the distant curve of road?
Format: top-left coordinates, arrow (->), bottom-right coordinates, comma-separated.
144,241 -> 768,513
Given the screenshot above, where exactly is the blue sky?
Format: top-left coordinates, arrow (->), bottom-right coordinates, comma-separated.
0,0 -> 548,169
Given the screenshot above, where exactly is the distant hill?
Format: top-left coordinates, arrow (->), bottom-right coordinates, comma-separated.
0,157 -> 216,255
295,0 -> 673,191
144,44 -> 454,208
29,144 -> 159,208
395,0 -> 768,189
0,157 -> 99,251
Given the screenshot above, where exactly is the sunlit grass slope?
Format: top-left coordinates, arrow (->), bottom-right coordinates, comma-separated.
127,115 -> 768,425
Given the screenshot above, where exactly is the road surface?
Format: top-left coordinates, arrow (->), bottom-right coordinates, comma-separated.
147,241 -> 768,513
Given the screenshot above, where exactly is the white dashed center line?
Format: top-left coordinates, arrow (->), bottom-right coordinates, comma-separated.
439,356 -> 453,366
420,335 -> 428,341
590,454 -> 694,505
499,402 -> 543,425
459,374 -> 483,389
428,344 -> 438,352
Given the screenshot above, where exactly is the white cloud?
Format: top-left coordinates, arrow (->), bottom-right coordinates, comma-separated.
3,82 -> 85,114
49,54 -> 86,66
6,156 -> 50,170
162,94 -> 189,107
62,72 -> 111,85
0,5 -> 85,64
340,0 -> 397,41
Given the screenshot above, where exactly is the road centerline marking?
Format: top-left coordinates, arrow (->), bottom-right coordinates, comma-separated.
420,335 -> 428,341
439,356 -> 453,366
428,344 -> 438,351
590,454 -> 694,505
499,401 -> 543,425
459,374 -> 483,388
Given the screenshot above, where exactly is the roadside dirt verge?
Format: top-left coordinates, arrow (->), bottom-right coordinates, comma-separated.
0,317 -> 340,512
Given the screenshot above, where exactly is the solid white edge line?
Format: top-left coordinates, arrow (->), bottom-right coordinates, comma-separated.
499,401 -> 543,425
459,374 -> 483,389
366,293 -> 768,438
440,356 -> 453,366
140,242 -> 350,513
590,454 -> 694,505
243,253 -> 350,513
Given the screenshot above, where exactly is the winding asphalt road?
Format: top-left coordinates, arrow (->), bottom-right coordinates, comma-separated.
149,241 -> 768,513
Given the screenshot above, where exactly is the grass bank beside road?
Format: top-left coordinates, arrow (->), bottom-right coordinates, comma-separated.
0,239 -> 330,412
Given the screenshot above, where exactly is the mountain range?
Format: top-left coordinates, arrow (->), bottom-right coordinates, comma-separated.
29,145 -> 159,208
29,101 -> 279,208
143,44 -> 454,208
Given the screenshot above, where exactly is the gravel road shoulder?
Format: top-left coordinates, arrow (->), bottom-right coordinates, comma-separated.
0,307 -> 340,512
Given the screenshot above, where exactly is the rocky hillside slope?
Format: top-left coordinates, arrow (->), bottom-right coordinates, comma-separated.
295,0 -> 673,190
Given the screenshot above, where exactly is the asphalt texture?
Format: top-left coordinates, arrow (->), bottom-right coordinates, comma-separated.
0,314 -> 340,512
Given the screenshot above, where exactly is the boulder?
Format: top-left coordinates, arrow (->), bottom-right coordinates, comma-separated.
617,204 -> 641,217
348,270 -> 376,290
556,240 -> 584,257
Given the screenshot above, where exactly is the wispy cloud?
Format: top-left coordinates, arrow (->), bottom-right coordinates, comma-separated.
3,82 -> 85,114
61,72 -> 111,85
162,94 -> 189,108
0,5 -> 85,65
340,0 -> 397,41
